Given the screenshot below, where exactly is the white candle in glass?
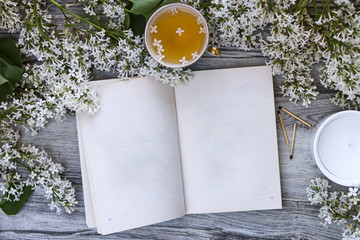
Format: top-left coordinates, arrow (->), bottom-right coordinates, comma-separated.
313,110 -> 360,186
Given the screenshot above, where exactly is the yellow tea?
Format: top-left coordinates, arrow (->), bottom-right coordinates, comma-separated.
145,4 -> 208,67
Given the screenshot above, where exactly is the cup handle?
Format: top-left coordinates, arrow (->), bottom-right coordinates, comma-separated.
207,46 -> 221,56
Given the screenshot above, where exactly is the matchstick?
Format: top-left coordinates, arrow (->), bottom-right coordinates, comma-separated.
279,106 -> 312,127
290,122 -> 296,159
278,111 -> 289,146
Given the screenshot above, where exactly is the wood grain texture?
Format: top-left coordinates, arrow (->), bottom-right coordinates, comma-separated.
0,2 -> 352,239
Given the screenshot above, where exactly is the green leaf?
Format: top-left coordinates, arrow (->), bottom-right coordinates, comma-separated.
0,185 -> 34,215
64,23 -> 77,28
0,74 -> 14,102
295,0 -> 311,11
24,19 -> 36,27
88,15 -> 103,28
0,196 -> 6,207
158,0 -> 180,7
143,0 -> 180,21
124,12 -> 131,29
0,37 -> 22,67
154,0 -> 180,11
130,0 -> 162,15
129,13 -> 146,36
0,57 -> 24,86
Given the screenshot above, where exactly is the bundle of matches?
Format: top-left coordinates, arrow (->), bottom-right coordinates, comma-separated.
277,106 -> 312,159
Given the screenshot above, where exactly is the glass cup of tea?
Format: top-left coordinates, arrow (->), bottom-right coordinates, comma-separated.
144,3 -> 210,68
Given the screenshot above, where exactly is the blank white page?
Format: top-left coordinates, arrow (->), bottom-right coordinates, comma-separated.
77,78 -> 185,234
175,66 -> 282,214
77,79 -> 120,229
76,116 -> 96,228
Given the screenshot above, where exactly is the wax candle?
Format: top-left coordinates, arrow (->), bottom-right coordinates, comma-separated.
313,110 -> 360,186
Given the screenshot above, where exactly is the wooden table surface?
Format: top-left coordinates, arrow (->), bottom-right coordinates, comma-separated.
0,7 -> 349,240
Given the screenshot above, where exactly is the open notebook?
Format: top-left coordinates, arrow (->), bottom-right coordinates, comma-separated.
76,66 -> 282,235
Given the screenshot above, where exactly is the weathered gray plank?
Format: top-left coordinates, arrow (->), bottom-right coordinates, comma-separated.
0,1 -> 351,239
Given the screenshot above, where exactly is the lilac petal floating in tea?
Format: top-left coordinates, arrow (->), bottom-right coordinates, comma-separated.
191,51 -> 200,60
176,27 -> 185,36
153,38 -> 162,47
199,27 -> 206,34
156,53 -> 165,61
196,16 -> 203,25
150,25 -> 158,34
157,45 -> 164,54
169,7 -> 178,16
179,56 -> 189,66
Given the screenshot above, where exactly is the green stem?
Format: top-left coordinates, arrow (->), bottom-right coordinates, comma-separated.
49,0 -> 123,40
33,0 -> 49,40
321,0 -> 326,15
324,0 -> 331,13
81,21 -> 90,33
313,0 -> 319,18
59,8 -> 73,25
48,0 -> 102,31
13,159 -> 31,171
118,0 -> 130,12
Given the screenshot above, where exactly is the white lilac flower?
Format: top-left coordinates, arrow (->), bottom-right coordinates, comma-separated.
156,53 -> 165,61
179,56 -> 189,66
157,44 -> 164,54
185,0 -> 267,50
307,178 -> 360,239
83,5 -> 96,16
139,56 -> 191,86
102,2 -> 126,29
199,27 -> 206,34
176,27 -> 185,36
343,227 -> 360,240
349,187 -> 359,197
153,38 -> 162,47
150,25 -> 158,34
170,7 -> 178,16
0,0 -> 22,32
196,16 -> 203,25
0,121 -> 77,213
191,51 -> 200,59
